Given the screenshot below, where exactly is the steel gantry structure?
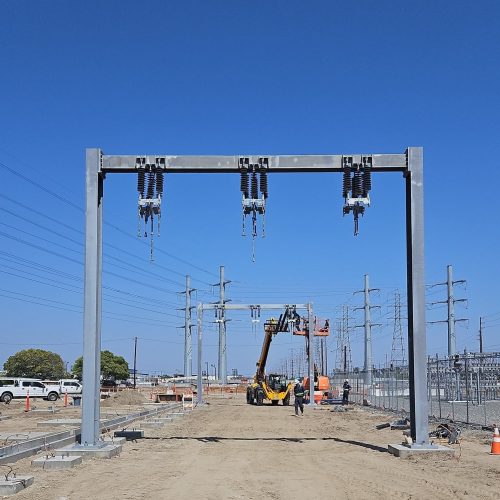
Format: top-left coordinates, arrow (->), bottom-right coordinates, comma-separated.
80,147 -> 430,450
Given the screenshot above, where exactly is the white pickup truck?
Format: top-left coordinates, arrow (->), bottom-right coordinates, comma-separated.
42,379 -> 83,399
0,377 -> 59,403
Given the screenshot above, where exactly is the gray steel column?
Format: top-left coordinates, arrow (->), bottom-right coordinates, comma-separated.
184,275 -> 192,378
406,147 -> 429,446
447,265 -> 456,356
218,266 -> 227,384
197,304 -> 203,404
81,148 -> 103,447
308,303 -> 315,406
364,274 -> 373,386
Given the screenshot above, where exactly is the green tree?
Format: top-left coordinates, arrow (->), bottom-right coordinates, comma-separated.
4,349 -> 65,379
72,350 -> 129,381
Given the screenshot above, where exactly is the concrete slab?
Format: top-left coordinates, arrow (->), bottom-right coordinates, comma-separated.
388,443 -> 454,459
0,432 -> 49,441
37,418 -> 104,428
0,415 -> 12,421
32,455 -> 82,469
37,419 -> 82,428
55,443 -> 122,459
31,407 -> 60,414
140,421 -> 165,429
114,430 -> 144,440
102,436 -> 127,445
0,476 -> 34,495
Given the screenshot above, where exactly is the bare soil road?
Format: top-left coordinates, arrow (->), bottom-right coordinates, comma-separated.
10,396 -> 500,499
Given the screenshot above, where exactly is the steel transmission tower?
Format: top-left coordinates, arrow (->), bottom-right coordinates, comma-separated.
354,275 -> 380,385
428,265 -> 467,356
390,291 -> 406,367
212,266 -> 231,384
180,275 -> 196,378
335,306 -> 352,374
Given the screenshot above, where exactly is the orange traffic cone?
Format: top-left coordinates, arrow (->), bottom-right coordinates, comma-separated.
24,390 -> 30,412
490,426 -> 500,455
64,392 -> 68,407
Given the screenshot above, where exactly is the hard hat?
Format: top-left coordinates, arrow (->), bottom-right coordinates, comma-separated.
294,379 -> 299,384
345,379 -> 349,383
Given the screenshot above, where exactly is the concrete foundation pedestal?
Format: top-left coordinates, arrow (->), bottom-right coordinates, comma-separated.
140,421 -> 165,429
102,436 -> 126,445
55,443 -> 122,459
0,476 -> 34,495
388,443 -> 454,458
32,455 -> 82,469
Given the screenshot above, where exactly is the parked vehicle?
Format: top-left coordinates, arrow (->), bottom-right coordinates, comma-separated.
42,379 -> 83,398
101,379 -> 117,388
0,377 -> 59,403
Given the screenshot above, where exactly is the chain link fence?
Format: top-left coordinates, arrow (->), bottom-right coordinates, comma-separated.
331,352 -> 500,426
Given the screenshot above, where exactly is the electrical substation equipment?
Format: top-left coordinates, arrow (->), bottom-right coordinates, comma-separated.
136,157 -> 165,260
214,303 -> 224,323
251,305 -> 261,335
342,155 -> 372,235
239,157 -> 269,261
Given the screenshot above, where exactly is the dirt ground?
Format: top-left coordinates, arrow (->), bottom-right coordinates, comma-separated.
5,395 -> 500,499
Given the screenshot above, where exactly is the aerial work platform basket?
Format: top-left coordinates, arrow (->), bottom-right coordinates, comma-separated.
293,317 -> 330,337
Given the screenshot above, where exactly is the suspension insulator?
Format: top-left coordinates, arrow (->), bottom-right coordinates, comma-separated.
353,171 -> 363,198
137,167 -> 145,197
240,166 -> 249,197
363,159 -> 372,194
259,166 -> 268,198
342,165 -> 351,198
251,170 -> 258,199
156,169 -> 164,196
147,170 -> 155,198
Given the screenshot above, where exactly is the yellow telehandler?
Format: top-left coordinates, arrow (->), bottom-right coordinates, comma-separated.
246,308 -> 298,406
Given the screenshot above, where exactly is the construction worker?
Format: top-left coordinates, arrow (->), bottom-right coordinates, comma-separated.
342,379 -> 351,405
294,379 -> 305,416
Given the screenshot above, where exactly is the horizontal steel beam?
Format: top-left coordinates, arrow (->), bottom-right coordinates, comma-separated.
200,303 -> 309,311
101,154 -> 407,173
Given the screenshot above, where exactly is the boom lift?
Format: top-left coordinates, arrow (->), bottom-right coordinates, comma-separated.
246,308 -> 299,406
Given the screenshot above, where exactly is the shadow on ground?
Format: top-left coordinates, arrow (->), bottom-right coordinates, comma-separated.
144,435 -> 387,452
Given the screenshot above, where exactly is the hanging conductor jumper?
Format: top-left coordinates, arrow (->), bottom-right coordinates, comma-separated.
136,157 -> 165,260
342,155 -> 372,235
239,157 -> 269,261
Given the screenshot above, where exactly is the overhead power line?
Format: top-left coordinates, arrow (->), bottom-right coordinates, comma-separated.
0,160 -> 218,280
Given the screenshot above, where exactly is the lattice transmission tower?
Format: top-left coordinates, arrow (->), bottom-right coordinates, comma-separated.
335,305 -> 352,374
390,291 -> 406,367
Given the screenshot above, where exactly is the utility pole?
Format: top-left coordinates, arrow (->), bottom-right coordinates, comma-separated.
354,275 -> 380,385
133,336 -> 137,389
479,317 -> 484,354
428,265 -> 467,356
213,266 -> 231,384
180,275 -> 196,378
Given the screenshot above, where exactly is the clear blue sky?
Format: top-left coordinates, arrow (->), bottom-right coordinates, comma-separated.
1,1 -> 499,376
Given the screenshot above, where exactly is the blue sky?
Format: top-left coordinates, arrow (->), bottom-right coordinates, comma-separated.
1,1 -> 499,376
